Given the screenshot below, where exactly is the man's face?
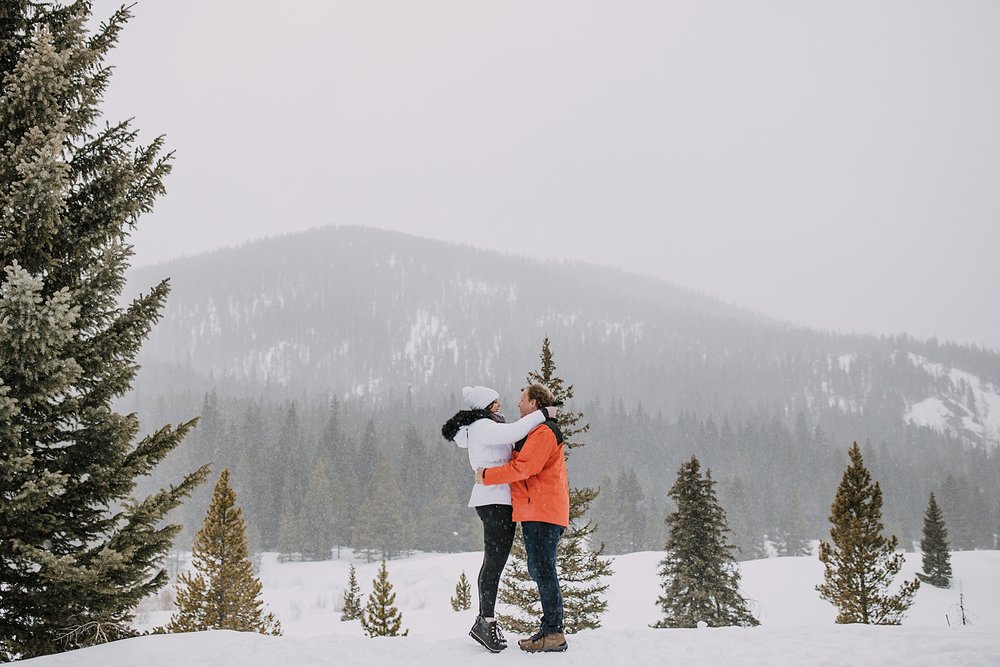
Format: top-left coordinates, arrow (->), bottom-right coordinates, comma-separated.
518,389 -> 535,418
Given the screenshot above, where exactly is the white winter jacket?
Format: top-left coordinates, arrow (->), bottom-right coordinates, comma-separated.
453,410 -> 547,507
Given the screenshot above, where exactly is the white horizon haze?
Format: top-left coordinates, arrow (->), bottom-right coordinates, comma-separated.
91,1 -> 1000,351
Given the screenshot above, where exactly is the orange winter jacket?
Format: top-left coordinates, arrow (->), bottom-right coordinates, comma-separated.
482,420 -> 569,527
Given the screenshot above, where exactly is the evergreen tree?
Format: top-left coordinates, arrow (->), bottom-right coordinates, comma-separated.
0,4 -> 209,659
360,560 -> 408,637
276,497 -> 306,562
398,424 -> 434,551
938,474 -> 974,550
918,492 -> 952,588
352,450 -> 405,561
329,439 -> 359,555
719,476 -> 767,560
618,468 -> 647,552
499,337 -> 611,634
451,572 -> 472,611
591,474 -> 626,554
300,457 -> 336,561
654,456 -> 758,628
592,469 -> 647,555
774,494 -> 813,557
165,469 -> 281,635
422,445 -> 476,552
340,564 -> 363,621
816,443 -> 920,624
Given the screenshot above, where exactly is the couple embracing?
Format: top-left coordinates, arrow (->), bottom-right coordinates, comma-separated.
441,383 -> 569,654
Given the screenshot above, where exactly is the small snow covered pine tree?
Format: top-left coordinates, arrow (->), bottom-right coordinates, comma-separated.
498,338 -> 612,634
919,492 -> 952,588
360,560 -> 408,637
451,572 -> 472,611
816,443 -> 920,624
165,470 -> 280,635
654,456 -> 758,628
340,565 -> 363,621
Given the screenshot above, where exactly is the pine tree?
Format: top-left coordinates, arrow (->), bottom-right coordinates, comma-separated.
719,476 -> 767,560
774,494 -> 813,557
0,4 -> 209,659
340,564 -> 363,621
918,492 -> 952,588
165,470 -> 281,635
352,450 -> 405,562
276,496 -> 306,562
300,457 -> 336,561
360,560 -> 408,637
398,424 -> 434,551
499,337 -> 612,634
654,456 -> 759,628
816,443 -> 920,624
451,572 -> 472,611
939,475 -> 974,550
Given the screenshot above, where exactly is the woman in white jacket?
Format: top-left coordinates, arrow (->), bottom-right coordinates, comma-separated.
441,385 -> 556,653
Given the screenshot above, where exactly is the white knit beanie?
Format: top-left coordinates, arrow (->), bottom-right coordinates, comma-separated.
462,385 -> 500,410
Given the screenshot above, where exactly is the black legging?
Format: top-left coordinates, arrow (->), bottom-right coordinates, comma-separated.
475,504 -> 516,618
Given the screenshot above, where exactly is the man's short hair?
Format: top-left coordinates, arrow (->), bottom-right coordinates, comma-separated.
525,383 -> 556,409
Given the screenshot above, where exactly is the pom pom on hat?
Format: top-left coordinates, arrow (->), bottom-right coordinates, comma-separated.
462,385 -> 499,410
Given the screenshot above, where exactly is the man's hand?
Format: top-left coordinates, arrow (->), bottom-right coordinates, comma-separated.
475,467 -> 486,484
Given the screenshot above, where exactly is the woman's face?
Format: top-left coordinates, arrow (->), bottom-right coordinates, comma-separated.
488,399 -> 501,413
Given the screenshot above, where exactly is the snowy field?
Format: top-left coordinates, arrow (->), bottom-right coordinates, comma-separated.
22,550 -> 1000,666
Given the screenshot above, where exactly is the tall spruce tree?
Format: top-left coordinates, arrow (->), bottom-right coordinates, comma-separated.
499,337 -> 612,634
653,455 -> 759,628
816,443 -> 919,624
165,469 -> 281,635
360,560 -> 408,637
0,4 -> 208,659
918,492 -> 952,588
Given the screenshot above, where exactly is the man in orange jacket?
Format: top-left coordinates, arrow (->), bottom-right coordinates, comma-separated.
475,383 -> 569,653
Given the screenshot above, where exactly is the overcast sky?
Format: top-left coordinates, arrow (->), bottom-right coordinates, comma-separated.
91,1 -> 1000,351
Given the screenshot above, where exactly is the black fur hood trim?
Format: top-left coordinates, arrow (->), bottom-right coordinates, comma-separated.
441,409 -> 494,441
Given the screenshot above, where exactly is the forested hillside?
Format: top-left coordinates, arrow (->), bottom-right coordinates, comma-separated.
123,226 -> 1000,557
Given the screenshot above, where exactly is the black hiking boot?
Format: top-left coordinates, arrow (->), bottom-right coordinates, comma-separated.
470,615 -> 507,653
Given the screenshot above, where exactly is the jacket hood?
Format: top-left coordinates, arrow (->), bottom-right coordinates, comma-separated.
441,408 -> 494,442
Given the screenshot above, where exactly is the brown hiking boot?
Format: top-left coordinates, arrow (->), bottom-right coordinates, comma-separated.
518,631 -> 568,653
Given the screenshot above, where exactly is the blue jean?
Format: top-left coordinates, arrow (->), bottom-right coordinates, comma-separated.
521,521 -> 565,635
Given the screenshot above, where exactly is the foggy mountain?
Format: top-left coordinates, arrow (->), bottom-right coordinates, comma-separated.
123,226 -> 1000,553
128,225 -> 1000,445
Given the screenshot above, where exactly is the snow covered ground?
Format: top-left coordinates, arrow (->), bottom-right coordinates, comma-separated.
22,550 -> 1000,666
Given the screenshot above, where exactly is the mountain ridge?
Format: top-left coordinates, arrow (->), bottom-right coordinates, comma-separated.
126,224 -> 1000,448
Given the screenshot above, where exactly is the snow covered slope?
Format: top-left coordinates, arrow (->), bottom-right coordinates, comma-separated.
21,550 -> 1000,667
905,354 -> 1000,447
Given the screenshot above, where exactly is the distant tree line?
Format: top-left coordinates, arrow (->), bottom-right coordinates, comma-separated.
131,384 -> 1000,563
